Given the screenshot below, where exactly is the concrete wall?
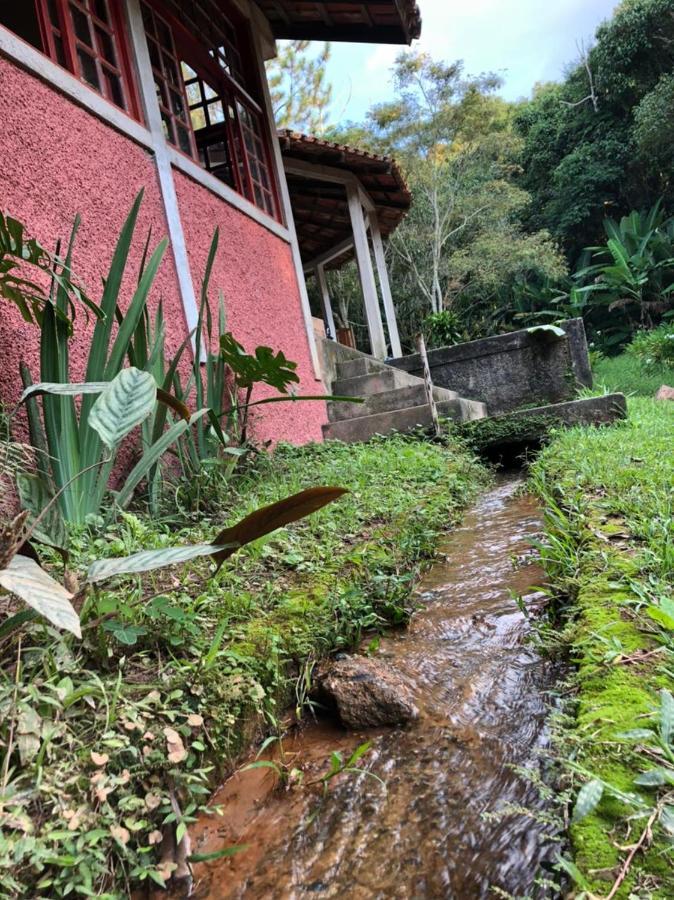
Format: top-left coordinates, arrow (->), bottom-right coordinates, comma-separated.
391,319 -> 593,415
0,54 -> 326,445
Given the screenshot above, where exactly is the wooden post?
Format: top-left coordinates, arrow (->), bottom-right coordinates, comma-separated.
315,264 -> 337,340
417,333 -> 441,438
369,212 -> 402,358
347,184 -> 387,359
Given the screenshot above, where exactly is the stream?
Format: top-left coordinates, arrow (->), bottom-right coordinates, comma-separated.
188,477 -> 561,899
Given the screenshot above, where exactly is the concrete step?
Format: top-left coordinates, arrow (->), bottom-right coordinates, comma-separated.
322,398 -> 487,443
335,357 -> 382,380
328,384 -> 459,422
332,370 -> 397,398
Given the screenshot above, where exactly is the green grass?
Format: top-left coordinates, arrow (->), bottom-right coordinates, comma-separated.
531,398 -> 674,898
593,352 -> 672,396
0,433 -> 486,897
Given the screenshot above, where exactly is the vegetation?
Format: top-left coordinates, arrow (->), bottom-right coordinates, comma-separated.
266,40 -> 333,133
0,433 -> 484,896
532,396 -> 674,897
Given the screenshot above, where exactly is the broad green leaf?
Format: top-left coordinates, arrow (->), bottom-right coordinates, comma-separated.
89,368 -> 156,448
0,555 -> 80,637
634,767 -> 674,787
571,779 -> 603,824
647,605 -> 674,632
86,543 -> 234,583
102,620 -> 147,646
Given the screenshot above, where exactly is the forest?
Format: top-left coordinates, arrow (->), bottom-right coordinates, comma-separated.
269,0 -> 674,356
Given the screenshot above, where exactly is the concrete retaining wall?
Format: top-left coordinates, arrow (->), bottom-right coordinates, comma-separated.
391,319 -> 593,415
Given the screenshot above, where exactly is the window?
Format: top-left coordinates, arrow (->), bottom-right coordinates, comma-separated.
0,1 -> 139,117
141,0 -> 281,221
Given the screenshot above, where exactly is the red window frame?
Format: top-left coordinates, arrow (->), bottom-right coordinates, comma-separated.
142,0 -> 282,222
35,0 -> 141,120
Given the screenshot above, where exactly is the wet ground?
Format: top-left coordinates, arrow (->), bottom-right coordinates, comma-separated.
188,478 -> 560,899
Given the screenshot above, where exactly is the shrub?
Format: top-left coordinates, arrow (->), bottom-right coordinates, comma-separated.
627,324 -> 674,370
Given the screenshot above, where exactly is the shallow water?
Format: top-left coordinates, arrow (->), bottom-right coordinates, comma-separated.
189,478 -> 559,899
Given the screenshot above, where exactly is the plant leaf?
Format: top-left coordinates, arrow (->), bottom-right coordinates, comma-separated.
0,555 -> 80,637
19,381 -> 110,403
156,387 -> 190,422
660,689 -> 674,746
211,486 -> 348,568
89,368 -> 157,448
87,543 -> 233,584
188,846 -> 248,863
571,779 -> 603,824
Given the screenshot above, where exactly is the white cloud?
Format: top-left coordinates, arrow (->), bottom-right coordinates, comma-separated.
328,0 -> 619,122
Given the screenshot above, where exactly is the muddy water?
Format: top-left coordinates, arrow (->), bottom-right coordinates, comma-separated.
190,478 -> 559,899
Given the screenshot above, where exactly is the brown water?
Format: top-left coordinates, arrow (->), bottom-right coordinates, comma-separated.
189,478 -> 559,899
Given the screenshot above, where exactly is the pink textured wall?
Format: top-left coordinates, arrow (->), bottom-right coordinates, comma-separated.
0,55 -> 327,446
0,57 -> 186,400
174,170 -> 327,445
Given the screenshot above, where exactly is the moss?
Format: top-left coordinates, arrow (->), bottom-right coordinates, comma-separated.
532,398 -> 674,898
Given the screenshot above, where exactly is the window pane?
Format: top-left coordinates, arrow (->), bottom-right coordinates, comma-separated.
106,70 -> 124,107
0,3 -> 44,51
71,5 -> 93,47
161,111 -> 172,141
170,88 -> 185,118
95,27 -> 116,64
77,49 -> 100,89
177,124 -> 192,155
54,34 -> 67,67
185,82 -> 201,106
208,101 -> 225,124
93,0 -> 109,24
190,107 -> 207,131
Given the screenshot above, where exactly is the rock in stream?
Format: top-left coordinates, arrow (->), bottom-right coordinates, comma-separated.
316,655 -> 419,729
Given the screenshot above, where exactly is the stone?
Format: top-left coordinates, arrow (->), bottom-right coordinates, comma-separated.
655,385 -> 674,401
316,655 -> 419,730
390,318 -> 593,415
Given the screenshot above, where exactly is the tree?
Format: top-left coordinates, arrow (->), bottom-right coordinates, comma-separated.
266,41 -> 333,133
516,0 -> 674,262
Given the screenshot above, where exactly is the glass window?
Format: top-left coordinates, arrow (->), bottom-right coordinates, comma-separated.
0,0 -> 138,117
142,0 -> 280,221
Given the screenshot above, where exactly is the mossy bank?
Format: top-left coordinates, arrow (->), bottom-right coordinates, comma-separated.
0,434 -> 486,897
531,398 -> 674,898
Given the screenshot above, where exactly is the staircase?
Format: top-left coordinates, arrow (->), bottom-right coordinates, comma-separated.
320,342 -> 487,443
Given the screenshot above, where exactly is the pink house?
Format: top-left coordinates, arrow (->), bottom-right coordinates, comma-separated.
0,1 -> 421,445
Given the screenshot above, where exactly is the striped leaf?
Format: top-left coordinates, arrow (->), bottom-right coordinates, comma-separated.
87,543 -> 233,583
20,381 -> 110,403
0,555 -> 80,637
571,779 -> 603,823
88,368 -> 156,448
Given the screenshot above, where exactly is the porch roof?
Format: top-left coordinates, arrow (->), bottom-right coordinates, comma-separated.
279,129 -> 410,270
254,1 -> 422,44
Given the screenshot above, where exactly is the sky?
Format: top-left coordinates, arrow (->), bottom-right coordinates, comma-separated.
324,0 -> 620,124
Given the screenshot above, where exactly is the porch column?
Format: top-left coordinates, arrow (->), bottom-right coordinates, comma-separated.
315,264 -> 337,340
368,212 -> 402,358
347,184 -> 387,359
